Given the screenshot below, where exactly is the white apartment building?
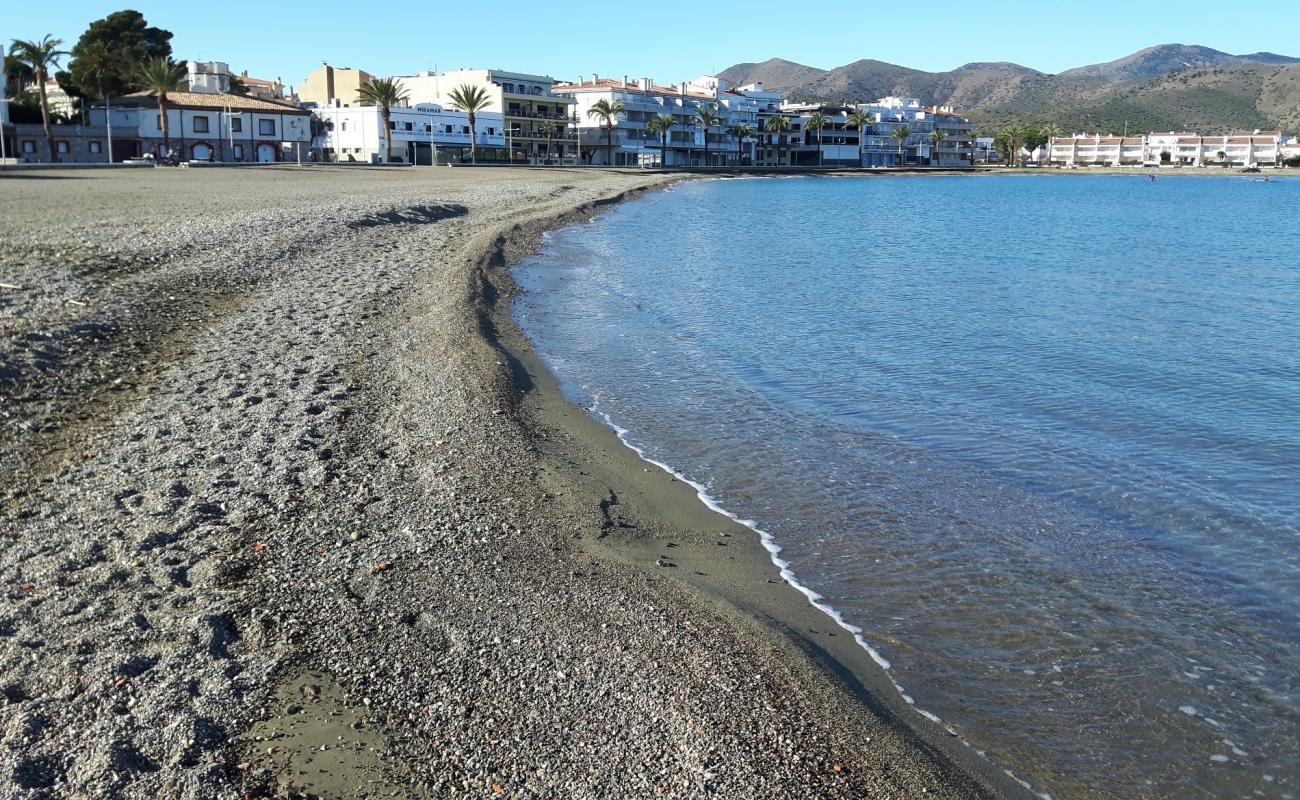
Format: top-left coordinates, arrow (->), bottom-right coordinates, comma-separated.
395,68 -> 578,164
554,74 -> 761,166
1049,131 -> 1285,167
767,97 -> 975,167
314,101 -> 506,164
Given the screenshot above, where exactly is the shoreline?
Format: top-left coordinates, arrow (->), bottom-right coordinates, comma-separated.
1,165 -> 1030,798
481,177 -> 1037,799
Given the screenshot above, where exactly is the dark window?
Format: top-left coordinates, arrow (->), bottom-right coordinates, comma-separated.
193,115 -> 210,133
404,122 -> 413,131
461,126 -> 469,134
389,120 -> 397,130
230,117 -> 243,132
258,119 -> 275,136
444,124 -> 453,133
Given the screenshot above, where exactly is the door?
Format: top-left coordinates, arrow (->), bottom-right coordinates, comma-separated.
256,143 -> 276,163
192,143 -> 212,161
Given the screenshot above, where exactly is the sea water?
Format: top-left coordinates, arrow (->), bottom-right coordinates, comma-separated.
512,174 -> 1300,799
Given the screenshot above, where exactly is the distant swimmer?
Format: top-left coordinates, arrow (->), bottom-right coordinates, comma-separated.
1148,174 -> 1157,182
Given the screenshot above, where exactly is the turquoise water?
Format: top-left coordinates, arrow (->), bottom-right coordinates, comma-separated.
512,175 -> 1300,799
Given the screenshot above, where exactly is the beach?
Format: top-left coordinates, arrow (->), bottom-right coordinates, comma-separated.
0,166 -> 1022,799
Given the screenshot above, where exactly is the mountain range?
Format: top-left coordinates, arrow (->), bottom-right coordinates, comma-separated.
718,45 -> 1300,133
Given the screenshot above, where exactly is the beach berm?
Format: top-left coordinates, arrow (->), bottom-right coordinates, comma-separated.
0,166 -> 1008,798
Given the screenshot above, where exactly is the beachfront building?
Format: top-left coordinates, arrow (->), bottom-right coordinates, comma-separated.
554,74 -> 761,166
396,69 -> 579,164
77,91 -> 311,162
314,101 -> 506,164
299,62 -> 374,108
1048,131 -> 1284,167
766,97 -> 975,167
236,71 -> 290,102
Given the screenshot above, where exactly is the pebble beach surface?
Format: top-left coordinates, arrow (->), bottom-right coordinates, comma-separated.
0,166 -> 1005,799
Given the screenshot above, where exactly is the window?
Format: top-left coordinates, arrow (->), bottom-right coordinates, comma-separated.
444,124 -> 453,133
21,140 -> 35,154
258,119 -> 275,136
230,117 -> 243,132
157,113 -> 163,128
89,141 -> 102,154
404,122 -> 413,131
424,124 -> 431,132
461,126 -> 469,134
56,141 -> 70,154
340,121 -> 346,131
389,120 -> 397,130
233,144 -> 244,159
193,115 -> 210,133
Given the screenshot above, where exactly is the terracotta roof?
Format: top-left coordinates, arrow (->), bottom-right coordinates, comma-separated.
113,90 -> 308,113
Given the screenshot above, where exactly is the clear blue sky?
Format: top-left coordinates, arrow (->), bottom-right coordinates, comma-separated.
7,1 -> 1293,87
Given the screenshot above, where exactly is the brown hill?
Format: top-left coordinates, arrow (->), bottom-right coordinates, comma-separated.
717,48 -> 1300,133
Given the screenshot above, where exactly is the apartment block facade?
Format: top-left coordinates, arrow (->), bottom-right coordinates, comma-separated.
397,69 -> 579,164
554,74 -> 761,166
1048,131 -> 1285,167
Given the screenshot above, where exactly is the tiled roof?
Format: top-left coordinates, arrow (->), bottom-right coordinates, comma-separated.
113,90 -> 308,113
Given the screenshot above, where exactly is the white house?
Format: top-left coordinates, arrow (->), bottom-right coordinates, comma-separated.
87,90 -> 312,162
314,101 -> 506,164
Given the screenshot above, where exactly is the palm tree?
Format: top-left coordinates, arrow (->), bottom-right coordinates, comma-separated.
928,128 -> 946,165
137,56 -> 186,159
10,35 -> 67,161
78,45 -> 118,161
695,104 -> 721,166
805,112 -> 829,167
846,108 -> 872,167
764,115 -> 792,166
891,124 -> 911,165
586,98 -> 625,166
356,77 -> 410,163
726,123 -> 754,166
646,113 -> 674,167
447,84 -> 492,164
538,119 -> 558,162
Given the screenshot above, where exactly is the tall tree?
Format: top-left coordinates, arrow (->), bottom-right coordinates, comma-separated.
928,128 -> 946,165
646,113 -> 674,167
764,115 -> 792,166
695,104 -> 721,167
136,56 -> 185,157
727,123 -> 754,166
586,98 -> 625,166
891,124 -> 911,165
78,45 -> 119,160
538,118 -> 558,161
59,11 -> 172,101
10,36 -> 67,161
805,112 -> 829,167
447,84 -> 491,164
847,108 -> 872,167
356,77 -> 410,162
